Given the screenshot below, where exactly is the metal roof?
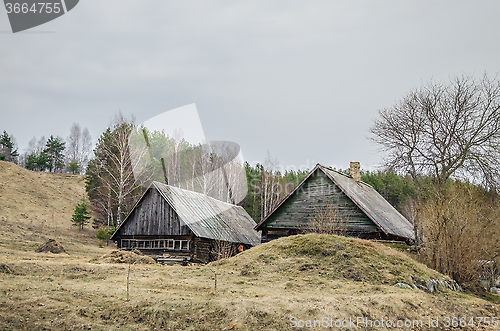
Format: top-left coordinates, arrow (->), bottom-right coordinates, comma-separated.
320,166 -> 415,240
148,182 -> 260,246
255,164 -> 415,241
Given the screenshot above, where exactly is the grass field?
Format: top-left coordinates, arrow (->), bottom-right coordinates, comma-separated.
0,161 -> 498,330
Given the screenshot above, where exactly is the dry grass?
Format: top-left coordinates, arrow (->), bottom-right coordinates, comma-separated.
1,235 -> 499,330
90,250 -> 156,264
0,161 -> 499,330
0,161 -> 97,251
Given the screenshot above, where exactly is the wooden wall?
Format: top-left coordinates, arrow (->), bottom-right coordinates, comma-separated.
113,187 -> 253,263
117,188 -> 191,237
261,169 -> 380,237
193,237 -> 212,263
192,238 -> 249,263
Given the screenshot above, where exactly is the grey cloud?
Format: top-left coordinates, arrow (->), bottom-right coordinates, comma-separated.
1,0 -> 500,169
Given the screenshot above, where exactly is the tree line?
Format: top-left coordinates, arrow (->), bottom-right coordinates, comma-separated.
0,123 -> 92,175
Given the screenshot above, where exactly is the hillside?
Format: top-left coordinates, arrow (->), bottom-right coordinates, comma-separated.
0,233 -> 498,330
0,160 -> 498,330
0,161 -> 97,251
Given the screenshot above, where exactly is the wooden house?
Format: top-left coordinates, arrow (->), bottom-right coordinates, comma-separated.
110,181 -> 261,263
255,163 -> 415,243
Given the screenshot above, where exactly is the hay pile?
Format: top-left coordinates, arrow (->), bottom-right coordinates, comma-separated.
0,264 -> 13,274
36,239 -> 66,254
90,249 -> 156,264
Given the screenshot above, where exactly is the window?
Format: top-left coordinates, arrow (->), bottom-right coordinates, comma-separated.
121,239 -> 191,251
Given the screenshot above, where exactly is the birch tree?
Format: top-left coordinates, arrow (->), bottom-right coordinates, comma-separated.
261,152 -> 280,218
67,123 -> 93,174
86,115 -> 152,227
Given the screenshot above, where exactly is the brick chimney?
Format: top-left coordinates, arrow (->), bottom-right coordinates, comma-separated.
350,162 -> 361,182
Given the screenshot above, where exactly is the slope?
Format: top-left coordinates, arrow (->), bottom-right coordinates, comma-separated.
0,160 -> 96,251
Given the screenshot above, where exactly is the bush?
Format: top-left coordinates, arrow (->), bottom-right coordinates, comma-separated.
96,226 -> 116,246
416,182 -> 500,284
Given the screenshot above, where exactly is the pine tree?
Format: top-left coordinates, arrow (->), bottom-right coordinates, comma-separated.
44,135 -> 66,172
71,200 -> 91,230
37,152 -> 49,171
24,151 -> 49,171
25,152 -> 38,170
0,130 -> 19,163
68,158 -> 80,174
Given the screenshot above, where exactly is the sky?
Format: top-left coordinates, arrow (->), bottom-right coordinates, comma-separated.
1,1 -> 500,172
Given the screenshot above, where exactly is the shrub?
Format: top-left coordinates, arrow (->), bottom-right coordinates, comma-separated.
417,183 -> 500,284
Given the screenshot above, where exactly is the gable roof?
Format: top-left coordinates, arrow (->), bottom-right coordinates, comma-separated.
255,164 -> 415,241
112,181 -> 261,246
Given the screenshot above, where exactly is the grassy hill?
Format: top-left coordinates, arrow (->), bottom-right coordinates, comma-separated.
0,160 -> 96,251
0,161 -> 498,330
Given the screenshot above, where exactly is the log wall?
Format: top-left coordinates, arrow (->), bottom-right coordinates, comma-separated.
261,169 -> 379,236
117,188 -> 191,237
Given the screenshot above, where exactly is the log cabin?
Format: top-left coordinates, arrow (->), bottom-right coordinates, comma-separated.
255,163 -> 415,243
110,181 -> 261,263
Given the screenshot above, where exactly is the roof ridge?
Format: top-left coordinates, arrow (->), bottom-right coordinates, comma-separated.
152,181 -> 241,208
318,164 -> 374,189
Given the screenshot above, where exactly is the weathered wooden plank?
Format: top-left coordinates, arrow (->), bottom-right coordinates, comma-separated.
261,169 -> 378,233
120,188 -> 191,236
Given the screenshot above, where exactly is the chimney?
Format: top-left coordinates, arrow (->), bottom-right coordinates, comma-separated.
350,162 -> 361,182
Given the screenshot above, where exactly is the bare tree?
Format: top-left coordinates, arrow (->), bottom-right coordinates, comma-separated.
66,123 -> 93,174
67,123 -> 82,162
308,204 -> 347,235
26,137 -> 37,153
36,136 -> 46,154
417,184 -> 500,283
209,239 -> 235,290
166,140 -> 247,205
370,74 -> 500,189
104,124 -> 148,225
261,151 -> 281,219
81,128 -> 93,171
18,136 -> 37,167
19,136 -> 47,169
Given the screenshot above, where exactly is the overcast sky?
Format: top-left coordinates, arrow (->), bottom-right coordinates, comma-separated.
2,1 -> 500,171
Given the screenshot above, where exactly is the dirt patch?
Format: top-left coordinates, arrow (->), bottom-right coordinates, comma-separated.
90,249 -> 156,264
36,239 -> 66,254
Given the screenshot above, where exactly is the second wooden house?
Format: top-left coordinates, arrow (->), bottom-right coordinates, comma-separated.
255,163 -> 415,243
